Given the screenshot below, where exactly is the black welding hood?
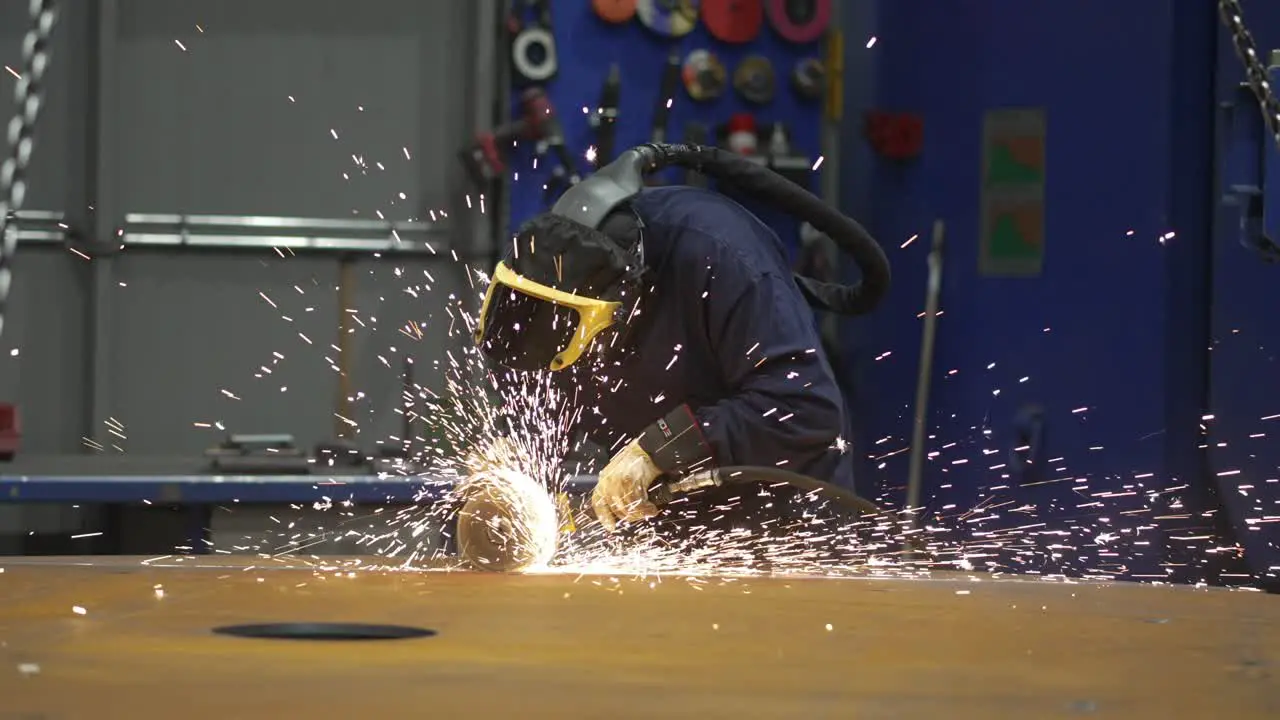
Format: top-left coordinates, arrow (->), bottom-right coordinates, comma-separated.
474,143 -> 892,372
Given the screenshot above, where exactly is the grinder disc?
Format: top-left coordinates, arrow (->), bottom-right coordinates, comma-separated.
765,0 -> 831,44
700,0 -> 763,44
457,490 -> 539,573
790,56 -> 824,100
733,55 -> 776,104
592,0 -> 638,24
682,49 -> 727,101
511,26 -> 557,83
636,0 -> 701,38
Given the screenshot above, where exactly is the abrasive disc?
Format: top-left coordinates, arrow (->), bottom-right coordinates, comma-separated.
592,0 -> 638,24
682,49 -> 727,101
733,55 -> 777,104
636,0 -> 701,38
765,0 -> 831,44
511,26 -> 558,83
700,0 -> 763,44
790,56 -> 824,100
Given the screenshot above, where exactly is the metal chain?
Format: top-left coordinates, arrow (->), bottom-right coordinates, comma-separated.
0,0 -> 57,342
1220,0 -> 1280,149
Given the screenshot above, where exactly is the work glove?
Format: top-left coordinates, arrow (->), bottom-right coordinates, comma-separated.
591,439 -> 663,532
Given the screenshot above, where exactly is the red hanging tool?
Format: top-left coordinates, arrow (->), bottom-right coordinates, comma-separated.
865,111 -> 924,160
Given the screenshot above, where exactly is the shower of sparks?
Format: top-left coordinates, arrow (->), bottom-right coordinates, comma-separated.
57,41 -> 1274,588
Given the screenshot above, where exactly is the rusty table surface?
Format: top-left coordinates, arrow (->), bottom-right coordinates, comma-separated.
0,556 -> 1276,719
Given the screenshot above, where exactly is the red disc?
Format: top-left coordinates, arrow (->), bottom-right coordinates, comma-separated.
593,0 -> 638,24
765,0 -> 830,43
701,0 -> 763,44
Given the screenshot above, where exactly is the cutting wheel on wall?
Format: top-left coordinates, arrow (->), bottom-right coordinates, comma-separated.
637,0 -> 702,38
682,49 -> 728,101
511,26 -> 558,84
701,0 -> 763,44
765,0 -> 830,43
791,57 -> 824,100
592,0 -> 638,24
733,55 -> 777,104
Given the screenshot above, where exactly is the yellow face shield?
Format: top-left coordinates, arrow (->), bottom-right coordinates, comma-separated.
474,262 -> 621,372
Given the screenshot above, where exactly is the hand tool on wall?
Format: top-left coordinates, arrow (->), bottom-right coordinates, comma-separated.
701,0 -> 763,43
733,55 -> 777,105
866,111 -> 925,161
682,49 -> 727,102
765,122 -> 811,185
682,122 -> 709,186
458,88 -> 555,188
722,113 -> 760,156
509,0 -> 558,85
650,51 -> 683,144
636,0 -> 700,37
764,0 -> 830,43
592,0 -> 638,24
905,220 -> 945,540
588,64 -> 622,166
537,110 -> 582,205
541,146 -> 583,205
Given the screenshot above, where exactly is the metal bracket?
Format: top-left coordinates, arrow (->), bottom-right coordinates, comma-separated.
1221,62 -> 1280,263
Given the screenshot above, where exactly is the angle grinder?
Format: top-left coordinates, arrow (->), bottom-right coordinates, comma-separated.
453,466 -> 879,572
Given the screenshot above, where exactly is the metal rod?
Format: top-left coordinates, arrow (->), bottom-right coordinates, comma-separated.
335,258 -> 355,441
905,220 -> 946,520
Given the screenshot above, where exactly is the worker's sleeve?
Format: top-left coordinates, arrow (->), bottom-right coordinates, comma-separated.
638,265 -> 845,476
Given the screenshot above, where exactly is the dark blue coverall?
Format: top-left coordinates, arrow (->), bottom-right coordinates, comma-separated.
561,186 -> 856,492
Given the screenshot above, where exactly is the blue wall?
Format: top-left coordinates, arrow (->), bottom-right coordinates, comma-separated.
506,4 -> 824,248
1210,3 -> 1280,586
842,0 -> 1267,582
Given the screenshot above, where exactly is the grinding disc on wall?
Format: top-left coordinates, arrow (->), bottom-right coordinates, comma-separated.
636,0 -> 701,38
592,0 -> 638,24
700,0 -> 763,44
733,55 -> 776,105
791,57 -> 824,100
682,49 -> 727,101
765,0 -> 831,44
511,26 -> 558,84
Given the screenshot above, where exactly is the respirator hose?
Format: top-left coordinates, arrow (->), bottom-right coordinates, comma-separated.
637,143 -> 891,316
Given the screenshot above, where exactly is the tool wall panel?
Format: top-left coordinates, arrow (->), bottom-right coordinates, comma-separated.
504,1 -> 828,250
850,1 -> 1205,579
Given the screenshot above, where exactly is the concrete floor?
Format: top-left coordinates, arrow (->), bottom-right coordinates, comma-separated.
0,556 -> 1276,719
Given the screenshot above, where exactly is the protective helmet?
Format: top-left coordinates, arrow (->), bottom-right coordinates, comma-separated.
474,143 -> 892,372
474,209 -> 646,372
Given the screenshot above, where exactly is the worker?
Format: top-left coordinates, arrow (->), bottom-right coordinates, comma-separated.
472,144 -> 890,532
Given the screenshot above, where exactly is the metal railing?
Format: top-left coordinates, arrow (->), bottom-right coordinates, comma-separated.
8,210 -> 69,244
11,211 -> 455,255
120,213 -> 452,255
